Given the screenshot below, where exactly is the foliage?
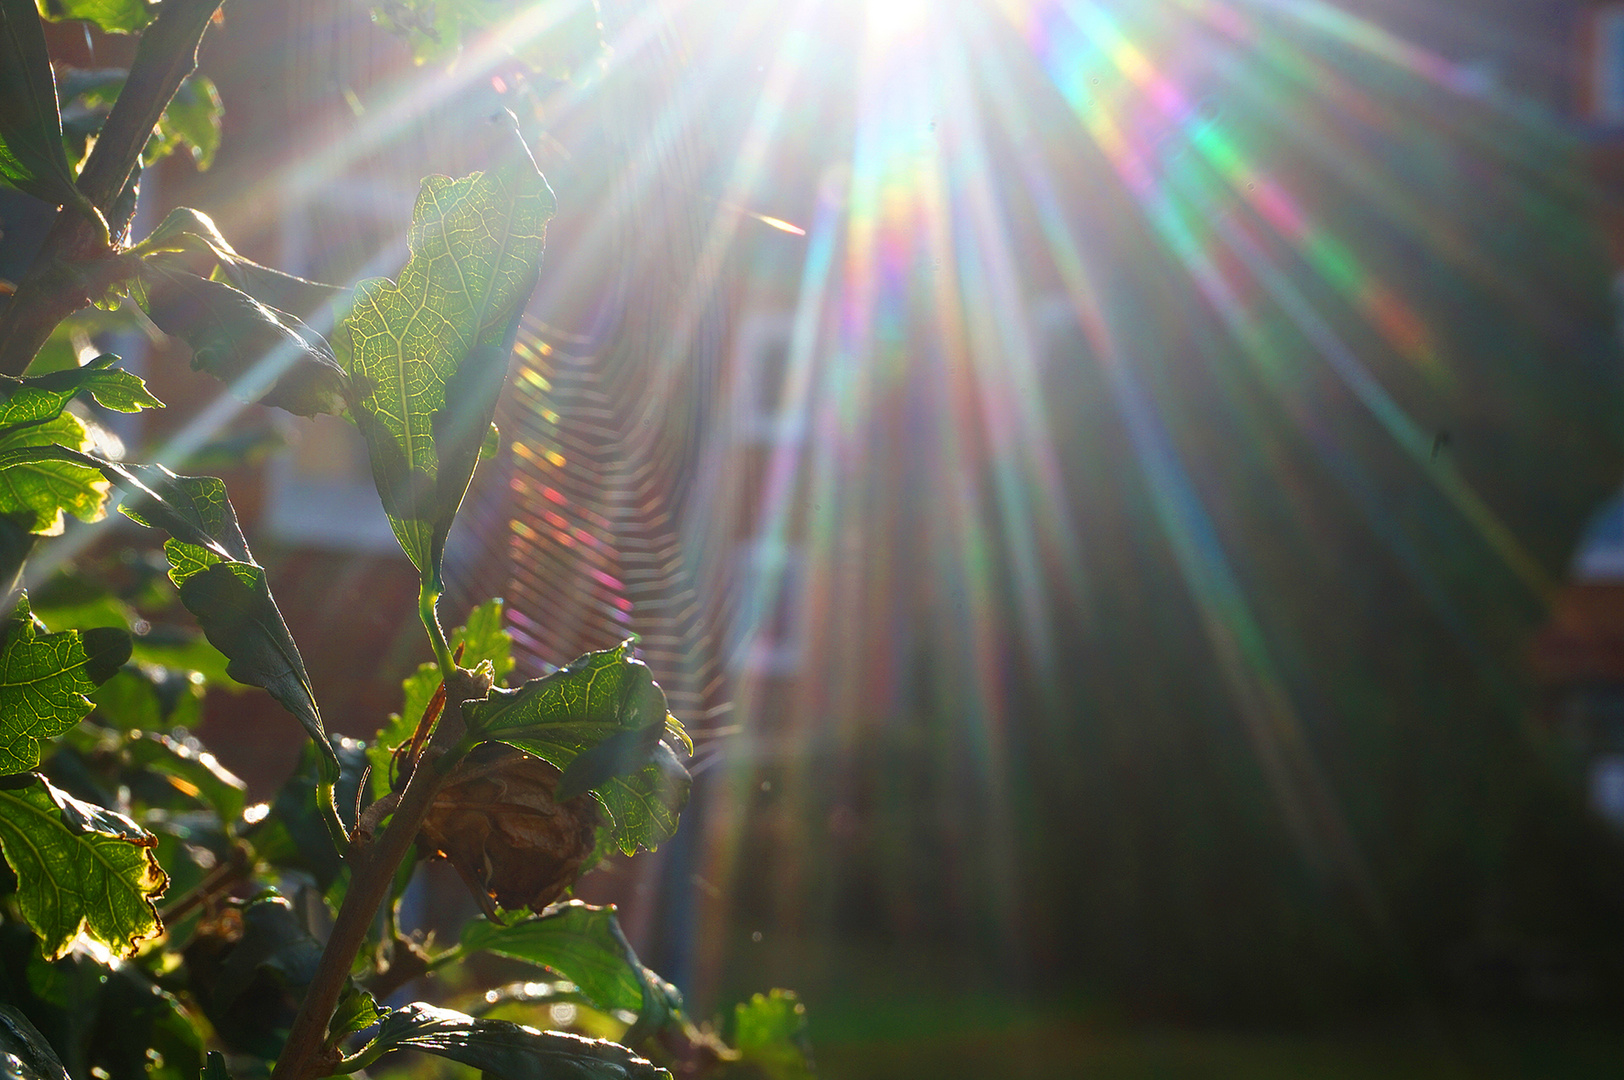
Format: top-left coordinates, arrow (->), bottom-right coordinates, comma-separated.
0,2 -> 812,1080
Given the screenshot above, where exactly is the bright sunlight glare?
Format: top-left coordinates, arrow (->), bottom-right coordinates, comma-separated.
861,0 -> 931,45
153,0 -> 1624,1047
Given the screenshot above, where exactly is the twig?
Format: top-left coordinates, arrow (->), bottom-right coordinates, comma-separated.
0,0 -> 223,376
157,842 -> 250,925
270,667 -> 491,1080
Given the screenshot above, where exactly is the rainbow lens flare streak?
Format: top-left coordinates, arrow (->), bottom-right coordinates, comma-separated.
90,0 -> 1611,1004
691,0 -> 1608,977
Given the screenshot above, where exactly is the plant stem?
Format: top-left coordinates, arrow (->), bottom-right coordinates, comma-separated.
419,577 -> 457,683
269,702 -> 472,1080
0,0 -> 223,376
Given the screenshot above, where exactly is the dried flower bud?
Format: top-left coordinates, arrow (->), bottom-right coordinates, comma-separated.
418,743 -> 599,916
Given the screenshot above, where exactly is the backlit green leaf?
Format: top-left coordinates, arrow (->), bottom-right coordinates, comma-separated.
732,991 -> 815,1080
370,0 -> 605,79
360,1002 -> 669,1080
105,468 -> 328,766
0,448 -> 337,790
0,773 -> 166,959
465,642 -> 691,855
459,900 -> 681,1044
0,353 -> 164,430
35,0 -> 153,35
340,118 -> 552,583
134,263 -> 349,418
585,742 -> 689,858
1,0 -> 82,209
328,984 -> 384,1044
145,74 -> 221,169
0,593 -> 130,775
459,596 -> 514,682
58,70 -> 222,171
369,660 -> 439,800
369,598 -> 514,798
0,413 -> 109,535
134,207 -> 351,335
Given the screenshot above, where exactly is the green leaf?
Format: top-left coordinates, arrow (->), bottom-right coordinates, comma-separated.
459,596 -> 515,682
0,773 -> 166,959
0,0 -> 83,209
134,263 -> 350,418
329,984 -> 384,1044
368,598 -> 513,798
459,900 -> 680,1044
0,445 -> 337,802
591,743 -> 690,859
732,991 -> 815,1080
0,593 -> 130,774
465,642 -> 691,855
34,0 -> 153,35
360,1002 -> 669,1080
134,207 -> 350,333
340,117 -> 553,583
209,897 -> 321,1014
128,632 -> 234,689
201,1050 -> 230,1080
90,661 -> 207,735
172,560 -> 319,724
124,732 -> 246,822
193,894 -> 328,1058
90,667 -> 160,730
0,413 -> 109,535
22,304 -> 142,377
368,660 -> 438,800
145,74 -> 221,169
107,467 -> 332,779
370,0 -> 605,79
58,70 -> 221,171
0,353 -> 164,431
53,957 -> 205,1080
0,1003 -> 70,1080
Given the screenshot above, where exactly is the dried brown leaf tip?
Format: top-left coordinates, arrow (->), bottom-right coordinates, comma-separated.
418,743 -> 599,917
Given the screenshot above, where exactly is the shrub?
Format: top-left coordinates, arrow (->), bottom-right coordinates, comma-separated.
0,1 -> 810,1077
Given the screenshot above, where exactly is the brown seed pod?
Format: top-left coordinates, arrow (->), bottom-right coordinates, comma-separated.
417,742 -> 599,917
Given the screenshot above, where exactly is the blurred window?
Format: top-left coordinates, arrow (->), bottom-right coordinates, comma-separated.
727,539 -> 804,676
1591,755 -> 1624,829
1587,6 -> 1624,125
262,182 -> 414,551
1573,490 -> 1624,580
265,413 -> 397,551
731,310 -> 804,444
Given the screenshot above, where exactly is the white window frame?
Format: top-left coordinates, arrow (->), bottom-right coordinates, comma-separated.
730,309 -> 804,445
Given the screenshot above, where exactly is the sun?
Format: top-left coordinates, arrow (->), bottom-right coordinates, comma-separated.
861,0 -> 930,47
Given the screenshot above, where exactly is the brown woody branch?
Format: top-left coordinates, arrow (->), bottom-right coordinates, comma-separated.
0,0 -> 223,376
270,667 -> 491,1080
